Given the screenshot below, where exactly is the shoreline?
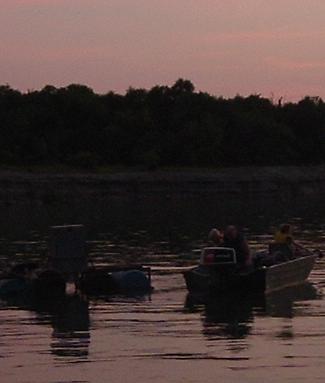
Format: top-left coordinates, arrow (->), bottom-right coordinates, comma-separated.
0,166 -> 324,203
0,164 -> 325,179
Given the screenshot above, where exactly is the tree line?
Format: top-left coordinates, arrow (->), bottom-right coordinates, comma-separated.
1,79 -> 324,169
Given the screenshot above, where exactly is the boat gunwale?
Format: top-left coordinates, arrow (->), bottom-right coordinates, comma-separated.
263,253 -> 317,294
264,253 -> 317,272
183,252 -> 317,295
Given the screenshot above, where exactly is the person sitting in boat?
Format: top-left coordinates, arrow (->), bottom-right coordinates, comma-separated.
274,224 -> 294,245
223,225 -> 252,268
271,224 -> 295,260
273,223 -> 309,259
208,228 -> 224,246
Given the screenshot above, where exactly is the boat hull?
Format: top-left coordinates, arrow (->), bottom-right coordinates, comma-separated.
183,254 -> 317,295
264,254 -> 316,293
79,266 -> 152,295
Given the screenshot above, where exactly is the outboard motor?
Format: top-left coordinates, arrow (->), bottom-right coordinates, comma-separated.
200,247 -> 237,269
183,247 -> 238,294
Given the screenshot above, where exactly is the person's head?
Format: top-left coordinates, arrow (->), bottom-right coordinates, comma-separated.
208,228 -> 223,245
224,225 -> 239,240
279,224 -> 292,234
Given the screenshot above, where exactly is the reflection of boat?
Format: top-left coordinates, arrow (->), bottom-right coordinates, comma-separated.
183,247 -> 317,295
260,282 -> 319,318
184,282 -> 320,340
185,292 -> 254,340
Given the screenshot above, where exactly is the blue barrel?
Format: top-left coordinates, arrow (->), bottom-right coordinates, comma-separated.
111,270 -> 151,292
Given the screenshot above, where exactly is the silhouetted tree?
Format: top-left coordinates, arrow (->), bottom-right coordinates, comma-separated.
0,80 -> 324,169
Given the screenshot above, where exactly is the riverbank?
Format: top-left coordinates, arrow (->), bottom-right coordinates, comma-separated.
0,165 -> 325,204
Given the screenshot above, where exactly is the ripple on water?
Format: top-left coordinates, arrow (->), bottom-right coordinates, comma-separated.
1,222 -> 325,382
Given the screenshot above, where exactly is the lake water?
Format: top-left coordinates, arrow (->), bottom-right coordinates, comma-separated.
1,194 -> 325,382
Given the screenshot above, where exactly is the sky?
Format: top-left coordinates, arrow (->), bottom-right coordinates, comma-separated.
1,0 -> 325,100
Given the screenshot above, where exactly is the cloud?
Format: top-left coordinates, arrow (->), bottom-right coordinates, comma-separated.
4,0 -> 78,5
266,57 -> 325,70
2,0 -> 325,98
199,29 -> 325,45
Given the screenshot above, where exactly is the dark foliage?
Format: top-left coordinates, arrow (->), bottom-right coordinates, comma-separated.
1,79 -> 324,169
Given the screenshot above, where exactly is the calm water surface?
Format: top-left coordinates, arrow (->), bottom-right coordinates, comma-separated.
1,196 -> 325,383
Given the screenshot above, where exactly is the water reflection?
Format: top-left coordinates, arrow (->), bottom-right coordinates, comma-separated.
185,293 -> 254,344
260,283 -> 320,318
1,201 -> 325,383
185,283 -> 320,342
50,296 -> 90,359
32,295 -> 90,360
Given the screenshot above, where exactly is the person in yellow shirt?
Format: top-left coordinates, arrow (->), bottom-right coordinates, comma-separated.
270,223 -> 296,260
274,224 -> 294,245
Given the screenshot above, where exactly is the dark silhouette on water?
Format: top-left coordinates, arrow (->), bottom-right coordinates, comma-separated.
49,296 -> 90,358
31,295 -> 90,359
184,282 -> 320,340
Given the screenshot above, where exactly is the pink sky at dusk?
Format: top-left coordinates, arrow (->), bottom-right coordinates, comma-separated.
1,0 -> 325,100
